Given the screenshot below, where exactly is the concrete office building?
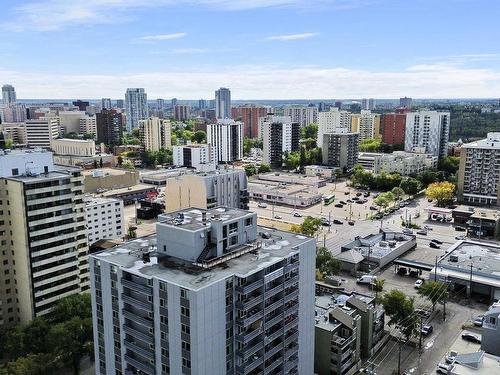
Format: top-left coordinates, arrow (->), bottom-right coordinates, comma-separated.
457,133 -> 500,206
0,149 -> 89,326
139,117 -> 172,152
96,109 -> 124,145
1,104 -> 26,123
405,110 -> 450,159
25,118 -> 59,148
125,88 -> 148,131
215,87 -> 231,119
59,111 -> 86,134
85,197 -> 124,245
172,144 -> 216,171
2,84 -> 16,106
102,98 -> 112,110
83,168 -> 140,193
357,151 -> 437,176
322,131 -> 359,171
283,104 -> 318,127
90,206 -> 315,375
262,115 -> 300,168
164,168 -> 249,212
239,105 -> 268,138
207,119 -> 243,163
0,123 -> 26,146
380,113 -> 406,146
317,108 -> 351,148
52,138 -> 96,157
174,105 -> 190,121
80,115 -> 97,137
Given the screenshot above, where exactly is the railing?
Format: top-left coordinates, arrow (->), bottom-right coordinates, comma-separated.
237,279 -> 264,295
123,310 -> 153,328
122,294 -> 152,312
237,310 -> 264,327
122,279 -> 152,295
194,241 -> 261,269
123,325 -> 153,343
123,340 -> 154,359
240,342 -> 264,361
124,354 -> 154,375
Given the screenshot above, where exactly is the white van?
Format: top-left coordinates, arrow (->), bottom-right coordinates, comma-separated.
356,275 -> 377,284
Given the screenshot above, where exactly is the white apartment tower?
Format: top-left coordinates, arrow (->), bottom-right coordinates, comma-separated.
85,197 -> 124,245
172,144 -> 216,171
215,87 -> 231,119
261,115 -> 300,168
207,119 -> 243,163
125,88 -> 149,131
283,105 -> 318,127
139,117 -> 172,152
102,98 -> 112,110
25,118 -> 60,148
2,84 -> 16,106
0,149 -> 89,326
317,108 -> 351,148
90,206 -> 315,375
404,110 -> 450,159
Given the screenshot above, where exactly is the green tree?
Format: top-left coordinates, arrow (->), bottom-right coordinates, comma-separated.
284,152 -> 300,170
244,164 -> 257,177
316,247 -> 342,276
191,130 -> 206,143
117,155 -> 123,166
299,146 -> 306,171
426,181 -> 456,207
417,281 -> 449,311
372,279 -> 385,304
381,290 -> 418,340
127,226 -> 137,239
400,177 -> 421,196
391,187 -> 405,201
4,353 -> 59,375
49,294 -> 91,324
359,138 -> 382,152
121,160 -> 135,170
438,156 -> 460,175
258,164 -> 271,174
300,123 -> 318,140
294,216 -> 322,237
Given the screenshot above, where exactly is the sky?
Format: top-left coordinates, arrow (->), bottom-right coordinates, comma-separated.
1,0 -> 500,99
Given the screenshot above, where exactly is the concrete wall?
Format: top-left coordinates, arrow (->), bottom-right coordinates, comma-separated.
84,169 -> 139,193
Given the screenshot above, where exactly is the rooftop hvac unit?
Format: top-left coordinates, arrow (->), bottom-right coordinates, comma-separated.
449,255 -> 459,263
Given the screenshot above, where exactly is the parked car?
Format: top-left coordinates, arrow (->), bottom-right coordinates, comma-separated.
445,351 -> 458,364
352,197 -> 360,201
432,239 -> 443,244
370,206 -> 378,210
340,201 -> 347,205
333,219 -> 343,225
424,225 -> 433,230
335,203 -> 343,208
293,212 -> 302,217
397,267 -> 408,276
414,279 -> 424,288
356,192 -> 362,196
364,192 -> 371,197
461,332 -> 481,343
429,242 -> 441,249
455,226 -> 466,232
416,230 -> 427,235
455,235 -> 466,240
274,215 -> 282,220
357,275 -> 377,284
415,308 -> 431,318
421,324 -> 433,336
344,191 -> 350,195
473,316 -> 484,327
258,203 -> 267,208
409,270 -> 419,278
437,363 -> 454,374
375,213 -> 383,219
348,220 -> 355,226
321,218 -> 330,226
347,199 -> 353,203
402,228 -> 413,235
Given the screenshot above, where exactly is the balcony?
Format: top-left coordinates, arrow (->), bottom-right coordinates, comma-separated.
284,275 -> 299,288
265,343 -> 282,359
266,329 -> 283,344
122,309 -> 153,328
123,325 -> 153,343
124,340 -> 154,360
237,326 -> 263,344
124,354 -> 154,375
122,294 -> 152,312
284,290 -> 299,304
264,298 -> 283,314
237,279 -> 264,295
264,283 -> 284,297
264,356 -> 282,373
238,354 -> 264,375
284,262 -> 299,274
237,310 -> 264,328
239,342 -> 264,361
122,279 -> 152,295
284,357 -> 299,373
236,294 -> 264,311
264,268 -> 283,284
284,318 -> 298,333
264,313 -> 284,331
285,331 -> 299,346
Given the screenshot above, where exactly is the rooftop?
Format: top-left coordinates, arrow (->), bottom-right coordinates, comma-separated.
6,164 -> 81,182
84,196 -> 121,206
100,183 -> 155,197
463,133 -> 500,150
83,168 -> 137,177
341,231 -> 415,260
91,226 -> 313,290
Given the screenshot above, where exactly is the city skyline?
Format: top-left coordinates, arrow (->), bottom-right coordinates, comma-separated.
1,0 -> 500,99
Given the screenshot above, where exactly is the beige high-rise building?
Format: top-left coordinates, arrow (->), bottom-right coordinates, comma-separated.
0,149 -> 89,326
139,117 -> 172,152
25,118 -> 60,148
79,115 -> 97,137
350,110 -> 377,141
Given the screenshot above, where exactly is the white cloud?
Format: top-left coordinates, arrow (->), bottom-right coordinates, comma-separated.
266,32 -> 319,41
139,33 -> 187,41
2,63 -> 500,99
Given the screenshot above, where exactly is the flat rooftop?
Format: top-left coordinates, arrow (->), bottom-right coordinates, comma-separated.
157,207 -> 252,232
91,226 -> 313,290
7,165 -> 81,182
83,168 -> 136,177
438,240 -> 500,277
84,196 -> 120,206
248,181 -> 320,198
100,183 -> 156,196
257,173 -> 326,185
342,231 -> 414,259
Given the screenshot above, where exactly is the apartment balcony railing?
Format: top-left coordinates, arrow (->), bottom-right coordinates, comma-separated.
264,283 -> 284,297
124,354 -> 154,375
123,339 -> 154,360
264,298 -> 283,314
238,341 -> 264,361
284,262 -> 299,274
123,325 -> 154,344
237,279 -> 264,295
285,331 -> 299,346
122,294 -> 153,312
284,290 -> 299,304
237,327 -> 263,345
237,310 -> 264,328
264,356 -> 283,374
237,295 -> 264,311
284,357 -> 299,373
264,313 -> 284,331
122,279 -> 152,295
123,310 -> 153,328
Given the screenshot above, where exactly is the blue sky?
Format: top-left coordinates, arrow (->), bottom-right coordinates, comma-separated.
1,0 -> 500,99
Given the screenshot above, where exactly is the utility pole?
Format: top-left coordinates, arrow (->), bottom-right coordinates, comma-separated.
328,212 -> 331,233
397,338 -> 402,375
323,234 -> 326,248
434,256 -> 438,281
469,262 -> 473,303
419,316 -> 423,350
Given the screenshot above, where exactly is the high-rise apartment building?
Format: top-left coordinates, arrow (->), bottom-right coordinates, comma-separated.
198,99 -> 207,109
215,87 -> 231,119
171,98 -> 178,108
350,110 -> 378,141
85,197 -> 124,245
283,104 -> 318,127
25,118 -> 60,148
207,119 -> 243,163
125,88 -> 148,131
404,110 -> 450,159
156,99 -> 165,118
380,113 -> 406,146
90,206 -> 315,375
174,105 -> 190,121
73,100 -> 89,111
261,115 -> 300,168
317,108 -> 351,148
80,115 -> 97,137
164,168 -> 248,212
361,98 -> 375,111
116,99 -> 124,109
399,97 -> 413,109
2,84 -> 16,106
101,98 -> 112,110
58,110 -> 86,134
457,133 -> 500,206
139,117 -> 172,152
1,104 -> 26,123
96,109 -> 124,145
172,144 -> 216,171
0,149 -> 89,326
322,131 -> 359,171
238,105 -> 268,139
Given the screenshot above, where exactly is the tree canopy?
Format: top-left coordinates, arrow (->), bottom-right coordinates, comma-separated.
359,138 -> 382,152
426,181 -> 456,207
417,281 -> 449,311
291,216 -> 322,237
380,289 -> 418,340
316,247 -> 342,277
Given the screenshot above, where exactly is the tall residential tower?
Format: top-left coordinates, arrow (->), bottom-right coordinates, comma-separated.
125,88 -> 148,131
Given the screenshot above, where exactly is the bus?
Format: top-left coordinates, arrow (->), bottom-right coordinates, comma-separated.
323,194 -> 335,205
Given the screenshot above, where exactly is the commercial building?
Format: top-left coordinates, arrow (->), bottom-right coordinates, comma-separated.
90,207 -> 315,375
239,105 -> 268,138
322,131 -> 359,171
0,149 -> 89,326
2,84 -> 16,105
482,308 -> 500,356
174,105 -> 190,121
58,110 -> 86,134
101,98 -> 112,110
452,205 -> 500,239
1,104 -> 26,123
317,108 -> 351,148
207,119 -> 244,163
138,117 -> 172,152
79,115 -> 97,137
83,168 -> 140,193
248,180 -> 322,208
357,151 -> 437,175
164,168 -> 249,212
100,184 -> 157,205
261,115 -> 300,168
140,168 -> 191,187
96,109 -> 124,145
215,87 -> 231,119
399,97 -> 412,109
85,197 -> 124,245
0,123 -> 26,145
361,98 -> 375,111
304,165 -> 338,179
380,113 -> 406,146
457,133 -> 500,206
73,100 -> 89,111
404,110 -> 450,159
51,138 -> 96,157
257,172 -> 327,188
25,118 -> 60,148
350,110 -> 379,141
172,144 -> 216,171
125,88 -> 148,131
433,239 -> 500,302
283,104 -> 318,127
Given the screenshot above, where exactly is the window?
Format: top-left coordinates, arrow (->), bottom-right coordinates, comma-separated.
160,298 -> 166,307
181,306 -> 190,317
489,317 -> 497,325
245,218 -> 252,226
181,324 -> 190,334
182,341 -> 190,351
11,168 -> 19,176
180,288 -> 189,299
182,358 -> 191,369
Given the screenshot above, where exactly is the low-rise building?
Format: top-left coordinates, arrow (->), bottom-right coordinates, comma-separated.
83,168 -> 139,193
51,138 -> 96,157
451,205 -> 500,239
304,165 -> 338,179
85,197 -> 124,245
357,151 -> 437,175
482,307 -> 500,356
257,172 -> 327,188
248,180 -> 322,208
139,167 -> 191,186
99,183 -> 157,205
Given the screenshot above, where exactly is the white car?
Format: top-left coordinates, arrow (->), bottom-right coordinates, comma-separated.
437,363 -> 454,374
414,279 -> 424,288
293,212 -> 302,217
257,203 -> 267,208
